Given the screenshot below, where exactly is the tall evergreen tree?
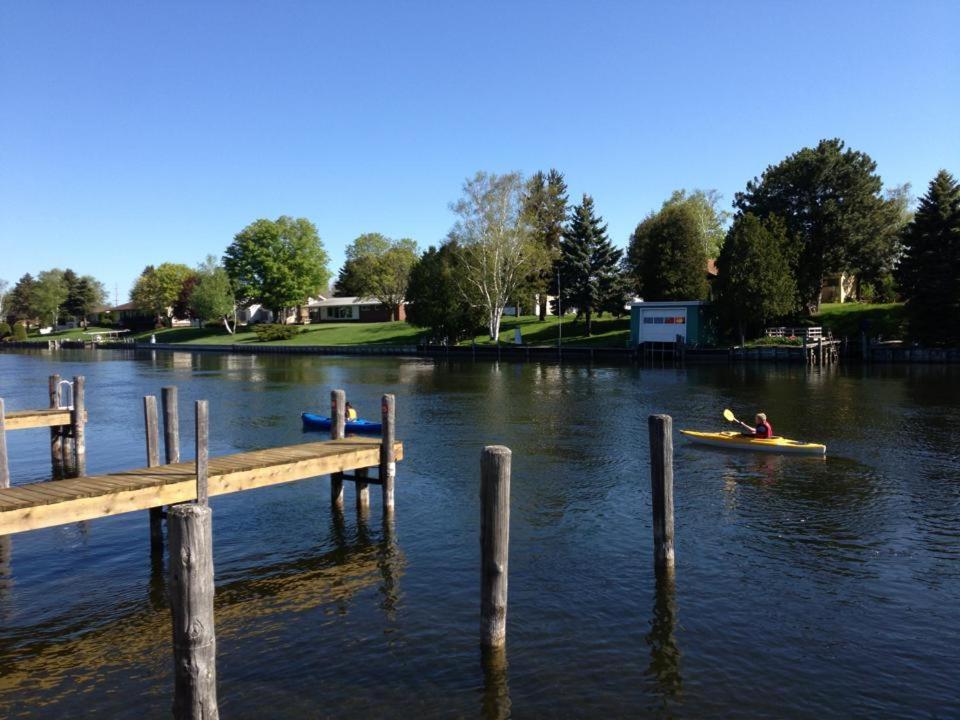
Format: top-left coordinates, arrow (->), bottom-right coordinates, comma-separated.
7,273 -> 37,324
556,194 -> 622,336
406,243 -> 483,343
734,138 -> 898,313
523,169 -> 568,320
897,170 -> 960,346
715,213 -> 798,344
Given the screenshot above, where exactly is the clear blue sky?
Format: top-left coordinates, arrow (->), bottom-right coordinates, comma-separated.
2,1 -> 958,303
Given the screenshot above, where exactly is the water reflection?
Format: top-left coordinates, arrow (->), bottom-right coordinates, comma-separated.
0,513 -> 405,713
646,569 -> 682,704
0,536 -> 11,601
481,645 -> 511,720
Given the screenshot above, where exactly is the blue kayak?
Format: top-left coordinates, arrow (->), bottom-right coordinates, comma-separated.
301,412 -> 382,434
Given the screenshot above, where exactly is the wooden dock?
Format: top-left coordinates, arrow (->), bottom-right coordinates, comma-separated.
0,437 -> 403,536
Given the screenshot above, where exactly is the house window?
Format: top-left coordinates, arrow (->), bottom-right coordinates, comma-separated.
326,306 -> 354,319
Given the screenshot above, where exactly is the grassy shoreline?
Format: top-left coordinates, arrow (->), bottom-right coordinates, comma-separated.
14,315 -> 631,348
9,304 -> 905,349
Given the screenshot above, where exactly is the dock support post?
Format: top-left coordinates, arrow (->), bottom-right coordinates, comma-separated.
71,376 -> 86,477
480,445 -> 511,649
355,467 -> 369,512
380,394 -> 396,513
48,375 -> 64,478
648,414 -> 675,572
817,337 -> 824,367
144,395 -> 163,551
162,387 -> 181,464
168,503 -> 217,720
330,389 -> 345,508
0,399 -> 9,489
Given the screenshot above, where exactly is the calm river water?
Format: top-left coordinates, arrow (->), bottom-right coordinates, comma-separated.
0,349 -> 958,718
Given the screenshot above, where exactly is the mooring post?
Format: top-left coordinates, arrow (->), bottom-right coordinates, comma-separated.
330,389 -> 346,508
817,337 -> 824,366
48,374 -> 64,478
0,399 -> 9,489
480,445 -> 511,649
144,395 -> 163,551
71,376 -> 86,477
380,394 -> 396,512
195,400 -> 209,505
167,503 -> 217,719
162,386 -> 181,464
648,414 -> 675,572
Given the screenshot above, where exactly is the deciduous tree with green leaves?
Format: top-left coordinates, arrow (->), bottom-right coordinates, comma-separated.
336,233 -> 418,320
447,171 -> 540,342
189,256 -> 237,333
897,170 -> 960,347
662,188 -> 730,258
625,203 -> 708,302
33,269 -> 69,327
224,216 -> 330,320
734,138 -> 900,313
715,213 -> 798,345
131,263 -> 196,325
556,194 -> 623,336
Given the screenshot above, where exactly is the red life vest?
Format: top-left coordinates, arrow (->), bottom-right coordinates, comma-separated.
755,421 -> 773,438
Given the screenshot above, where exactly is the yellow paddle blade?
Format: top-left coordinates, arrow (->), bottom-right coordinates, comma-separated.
723,409 -> 736,422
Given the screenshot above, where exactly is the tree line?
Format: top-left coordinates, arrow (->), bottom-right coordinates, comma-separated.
4,138 -> 955,347
1,269 -> 106,330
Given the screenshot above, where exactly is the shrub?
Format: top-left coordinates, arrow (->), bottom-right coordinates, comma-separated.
0,322 -> 10,339
98,316 -> 117,328
13,322 -> 28,341
253,323 -> 301,342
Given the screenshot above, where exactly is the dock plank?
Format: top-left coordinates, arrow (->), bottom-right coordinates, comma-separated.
0,438 -> 403,535
4,409 -> 88,431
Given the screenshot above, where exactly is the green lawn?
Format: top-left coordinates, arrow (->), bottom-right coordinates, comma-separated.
146,322 -> 428,346
464,315 -> 630,348
815,302 -> 906,340
13,315 -> 630,348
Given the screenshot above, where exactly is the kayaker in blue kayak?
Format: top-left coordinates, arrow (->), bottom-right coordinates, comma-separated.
738,412 -> 773,438
346,402 -> 358,421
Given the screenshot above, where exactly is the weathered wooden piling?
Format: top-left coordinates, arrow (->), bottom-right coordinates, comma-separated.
480,445 -> 511,648
168,504 -> 218,719
355,467 -> 369,512
648,414 -> 675,571
48,375 -> 64,477
330,389 -> 346,508
380,394 -> 396,512
0,399 -> 9,489
71,376 -> 86,477
195,400 -> 209,505
162,387 -> 181,464
168,398 -> 217,719
144,395 -> 163,550
61,380 -> 76,477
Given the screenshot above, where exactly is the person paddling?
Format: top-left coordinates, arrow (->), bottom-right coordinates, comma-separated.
345,402 -> 358,421
738,412 -> 773,438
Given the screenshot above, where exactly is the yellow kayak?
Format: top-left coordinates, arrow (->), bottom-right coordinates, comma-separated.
680,430 -> 827,456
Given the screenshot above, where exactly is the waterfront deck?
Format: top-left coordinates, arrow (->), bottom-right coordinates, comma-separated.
0,436 -> 403,535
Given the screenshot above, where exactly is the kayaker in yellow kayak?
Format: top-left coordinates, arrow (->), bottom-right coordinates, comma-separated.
736,412 -> 773,438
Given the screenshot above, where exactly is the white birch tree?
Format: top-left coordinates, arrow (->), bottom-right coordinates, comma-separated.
448,171 -> 539,341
